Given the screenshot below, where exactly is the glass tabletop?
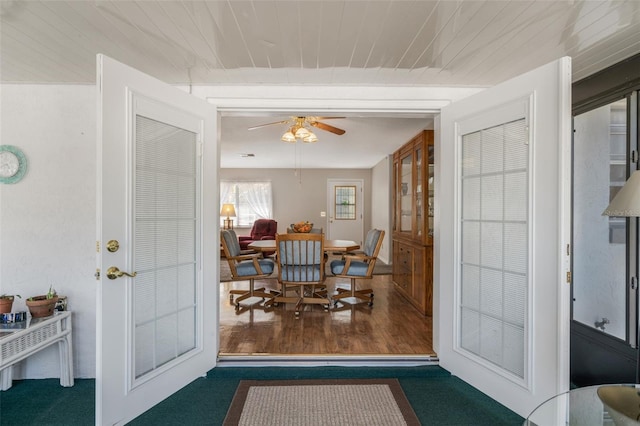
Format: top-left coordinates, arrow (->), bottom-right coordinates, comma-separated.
524,384 -> 639,425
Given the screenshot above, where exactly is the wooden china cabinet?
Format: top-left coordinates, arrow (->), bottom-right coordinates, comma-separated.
392,130 -> 434,316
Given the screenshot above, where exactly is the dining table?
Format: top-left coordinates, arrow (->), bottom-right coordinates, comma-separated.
248,239 -> 360,253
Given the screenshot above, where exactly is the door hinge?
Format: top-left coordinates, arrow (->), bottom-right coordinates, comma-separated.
96,241 -> 100,253
566,271 -> 571,284
95,268 -> 101,280
632,276 -> 637,290
632,150 -> 638,164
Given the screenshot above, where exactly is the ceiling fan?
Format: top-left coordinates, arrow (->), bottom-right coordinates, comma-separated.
248,116 -> 346,143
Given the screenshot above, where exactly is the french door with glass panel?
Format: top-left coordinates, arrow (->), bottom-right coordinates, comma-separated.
97,55 -> 218,425
438,57 -> 572,419
572,91 -> 640,384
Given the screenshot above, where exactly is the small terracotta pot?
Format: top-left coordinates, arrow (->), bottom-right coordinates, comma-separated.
26,295 -> 58,318
0,297 -> 14,313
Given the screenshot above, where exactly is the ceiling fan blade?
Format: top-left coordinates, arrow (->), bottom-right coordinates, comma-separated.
310,121 -> 346,135
247,119 -> 290,131
307,116 -> 346,121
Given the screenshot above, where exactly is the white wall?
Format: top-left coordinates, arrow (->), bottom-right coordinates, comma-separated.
371,156 -> 392,264
0,84 -> 96,379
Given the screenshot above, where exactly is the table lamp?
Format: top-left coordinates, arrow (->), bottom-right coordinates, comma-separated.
221,203 -> 236,230
603,171 -> 640,217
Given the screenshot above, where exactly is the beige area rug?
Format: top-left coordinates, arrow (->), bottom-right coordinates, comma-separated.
219,257 -> 392,282
223,379 -> 420,426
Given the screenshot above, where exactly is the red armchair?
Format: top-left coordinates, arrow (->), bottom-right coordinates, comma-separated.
239,219 -> 278,253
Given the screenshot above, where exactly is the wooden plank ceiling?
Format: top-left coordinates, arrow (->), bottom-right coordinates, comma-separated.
2,0 -> 639,86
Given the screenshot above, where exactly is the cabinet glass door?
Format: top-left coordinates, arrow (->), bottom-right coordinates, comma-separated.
400,152 -> 413,233
428,143 -> 434,241
416,146 -> 423,238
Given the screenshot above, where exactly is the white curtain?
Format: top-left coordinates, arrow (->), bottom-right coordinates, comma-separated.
244,182 -> 272,219
220,181 -> 232,207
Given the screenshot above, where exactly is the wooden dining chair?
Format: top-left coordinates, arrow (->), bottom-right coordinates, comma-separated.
220,229 -> 275,310
330,229 -> 385,307
274,232 -> 330,318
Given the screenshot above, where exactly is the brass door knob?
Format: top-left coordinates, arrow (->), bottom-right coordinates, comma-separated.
106,240 -> 120,252
106,266 -> 137,280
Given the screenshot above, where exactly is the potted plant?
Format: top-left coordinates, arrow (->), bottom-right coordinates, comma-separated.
0,294 -> 21,313
26,286 -> 58,318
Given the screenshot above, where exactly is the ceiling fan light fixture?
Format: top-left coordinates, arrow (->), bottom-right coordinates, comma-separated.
303,132 -> 318,143
281,129 -> 296,143
251,116 -> 345,144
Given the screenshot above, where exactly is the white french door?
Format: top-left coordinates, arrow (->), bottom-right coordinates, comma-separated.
436,57 -> 572,418
96,55 -> 218,425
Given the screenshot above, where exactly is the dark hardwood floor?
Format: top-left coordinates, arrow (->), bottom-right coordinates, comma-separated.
219,273 -> 435,356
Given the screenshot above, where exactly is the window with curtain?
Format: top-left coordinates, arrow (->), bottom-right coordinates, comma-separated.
220,181 -> 272,227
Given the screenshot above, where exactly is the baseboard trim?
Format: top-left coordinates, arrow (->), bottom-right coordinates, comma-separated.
217,354 -> 439,367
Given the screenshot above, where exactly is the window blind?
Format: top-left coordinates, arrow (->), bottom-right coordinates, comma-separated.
133,115 -> 198,378
460,119 -> 528,379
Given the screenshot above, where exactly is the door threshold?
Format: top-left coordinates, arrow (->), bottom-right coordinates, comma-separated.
217,353 -> 439,367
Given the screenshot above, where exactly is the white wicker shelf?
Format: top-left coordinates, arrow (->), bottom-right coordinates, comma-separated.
0,311 -> 73,391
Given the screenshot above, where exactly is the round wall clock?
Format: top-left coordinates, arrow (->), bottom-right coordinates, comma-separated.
0,145 -> 28,184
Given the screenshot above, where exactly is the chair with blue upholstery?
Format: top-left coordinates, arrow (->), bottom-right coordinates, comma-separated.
330,229 -> 385,307
274,232 -> 330,318
221,229 -> 275,310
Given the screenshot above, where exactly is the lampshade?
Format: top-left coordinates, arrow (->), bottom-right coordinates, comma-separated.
281,129 -> 296,143
220,203 -> 236,218
303,132 -> 318,143
294,126 -> 310,139
603,171 -> 640,217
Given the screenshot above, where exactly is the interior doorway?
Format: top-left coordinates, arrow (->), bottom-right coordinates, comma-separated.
213,104 -> 439,362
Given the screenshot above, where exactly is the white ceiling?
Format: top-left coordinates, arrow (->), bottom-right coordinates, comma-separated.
2,1 -> 640,168
221,115 -> 434,169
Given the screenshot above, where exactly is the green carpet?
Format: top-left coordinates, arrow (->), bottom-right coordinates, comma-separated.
0,366 -> 523,425
0,378 -> 95,425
